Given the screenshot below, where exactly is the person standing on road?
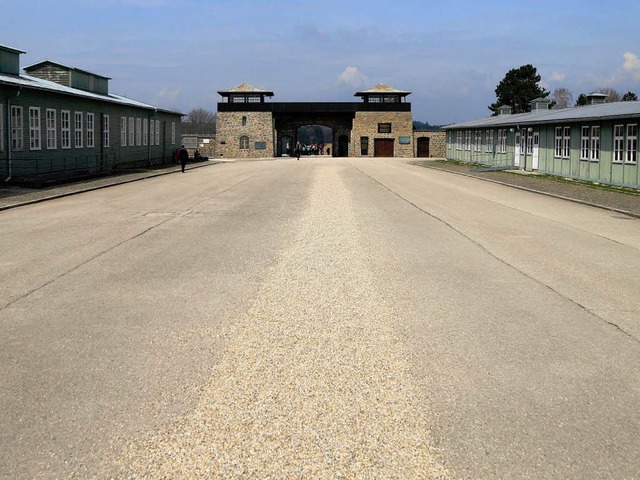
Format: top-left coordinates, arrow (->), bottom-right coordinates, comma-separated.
294,142 -> 301,161
179,145 -> 189,173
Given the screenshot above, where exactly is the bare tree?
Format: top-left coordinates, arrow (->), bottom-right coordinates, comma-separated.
551,87 -> 573,109
182,108 -> 216,134
596,87 -> 622,103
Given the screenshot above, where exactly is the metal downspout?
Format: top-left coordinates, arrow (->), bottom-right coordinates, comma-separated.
4,86 -> 22,182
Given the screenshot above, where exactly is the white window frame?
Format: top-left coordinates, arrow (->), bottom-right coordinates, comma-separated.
0,104 -> 3,151
171,122 -> 176,144
554,126 -> 562,157
61,110 -> 71,149
143,118 -> 148,146
46,109 -> 56,149
120,116 -> 127,146
613,125 -> 624,163
526,131 -> 533,155
74,111 -> 83,148
128,117 -> 134,146
464,130 -> 471,151
626,124 -> 637,164
103,115 -> 110,148
87,113 -> 94,148
136,118 -> 142,146
562,126 -> 571,158
150,119 -> 155,146
485,130 -> 493,153
474,130 -> 481,152
155,120 -> 160,145
590,126 -> 600,162
580,126 -> 590,160
498,129 -> 507,153
29,107 -> 41,151
11,105 -> 23,151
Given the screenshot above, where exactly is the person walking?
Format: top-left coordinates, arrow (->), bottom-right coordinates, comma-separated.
294,142 -> 301,161
179,145 -> 189,173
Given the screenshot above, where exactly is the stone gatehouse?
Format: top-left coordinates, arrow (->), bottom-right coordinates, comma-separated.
215,83 -> 419,158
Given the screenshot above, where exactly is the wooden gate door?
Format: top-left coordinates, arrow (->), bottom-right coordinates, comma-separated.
417,137 -> 430,157
374,139 -> 394,157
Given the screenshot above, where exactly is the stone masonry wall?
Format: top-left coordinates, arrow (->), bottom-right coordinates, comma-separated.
216,111 -> 274,158
351,112 -> 413,157
413,130 -> 446,158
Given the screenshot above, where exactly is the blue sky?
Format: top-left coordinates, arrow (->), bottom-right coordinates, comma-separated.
4,0 -> 640,124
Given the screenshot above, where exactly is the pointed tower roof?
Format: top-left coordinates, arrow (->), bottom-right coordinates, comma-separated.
217,82 -> 274,96
354,83 -> 411,96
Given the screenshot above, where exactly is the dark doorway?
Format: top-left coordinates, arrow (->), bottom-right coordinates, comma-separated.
417,137 -> 430,157
374,138 -> 394,157
338,135 -> 349,157
295,125 -> 332,155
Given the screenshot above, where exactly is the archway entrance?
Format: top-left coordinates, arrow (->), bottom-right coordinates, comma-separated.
295,125 -> 332,155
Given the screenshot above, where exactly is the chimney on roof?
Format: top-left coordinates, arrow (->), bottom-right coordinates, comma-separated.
587,92 -> 608,104
530,97 -> 552,111
497,105 -> 512,115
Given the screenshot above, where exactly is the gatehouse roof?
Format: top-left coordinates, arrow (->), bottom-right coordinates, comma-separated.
217,82 -> 274,96
354,83 -> 411,96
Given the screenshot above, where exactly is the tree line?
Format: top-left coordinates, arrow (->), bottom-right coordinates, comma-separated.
489,64 -> 638,115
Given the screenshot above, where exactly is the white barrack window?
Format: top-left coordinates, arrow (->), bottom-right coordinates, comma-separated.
136,118 -> 142,146
155,120 -> 160,145
485,130 -> 493,153
590,126 -> 600,162
499,129 -> 507,153
149,119 -> 155,145
474,131 -> 481,152
562,126 -> 571,158
143,119 -> 148,146
61,111 -> 71,149
613,125 -> 624,163
128,117 -> 134,146
11,106 -> 23,151
626,124 -> 637,164
29,107 -> 41,150
46,109 -> 56,149
75,112 -> 83,148
554,127 -> 562,157
87,113 -> 94,148
103,115 -> 110,148
580,126 -> 590,160
121,116 -> 127,146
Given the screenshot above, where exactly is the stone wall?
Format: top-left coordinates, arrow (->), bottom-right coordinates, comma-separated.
351,112 -> 413,157
413,130 -> 446,158
216,111 -> 274,158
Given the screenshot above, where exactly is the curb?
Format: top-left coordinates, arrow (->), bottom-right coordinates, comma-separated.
0,161 -> 217,212
416,163 -> 640,220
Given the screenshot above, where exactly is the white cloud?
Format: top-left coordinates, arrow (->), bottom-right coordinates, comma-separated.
338,66 -> 368,88
623,52 -> 640,80
158,87 -> 181,100
549,72 -> 565,82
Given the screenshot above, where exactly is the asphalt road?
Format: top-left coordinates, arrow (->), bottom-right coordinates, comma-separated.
1,158 -> 638,478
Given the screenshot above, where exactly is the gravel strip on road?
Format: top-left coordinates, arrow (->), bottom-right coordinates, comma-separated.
118,164 -> 448,479
411,160 -> 640,217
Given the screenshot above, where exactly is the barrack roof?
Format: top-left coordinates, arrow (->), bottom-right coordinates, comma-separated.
0,44 -> 26,54
446,101 -> 640,129
354,83 -> 411,96
0,71 -> 183,115
24,60 -> 112,80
